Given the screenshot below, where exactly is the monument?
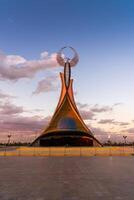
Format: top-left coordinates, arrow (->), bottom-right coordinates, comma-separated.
32,47 -> 102,146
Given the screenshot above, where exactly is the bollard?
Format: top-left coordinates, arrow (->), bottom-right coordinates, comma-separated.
109,146 -> 111,156
64,147 -> 66,156
94,147 -> 96,156
18,147 -> 21,156
80,147 -> 82,156
49,147 -> 51,156
4,145 -> 7,157
33,147 -> 36,156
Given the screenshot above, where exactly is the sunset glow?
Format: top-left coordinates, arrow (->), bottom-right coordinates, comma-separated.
0,0 -> 134,143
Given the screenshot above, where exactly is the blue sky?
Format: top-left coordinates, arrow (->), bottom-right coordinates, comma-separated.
0,0 -> 134,142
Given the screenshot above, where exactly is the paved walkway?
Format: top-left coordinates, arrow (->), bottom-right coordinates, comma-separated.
0,157 -> 134,200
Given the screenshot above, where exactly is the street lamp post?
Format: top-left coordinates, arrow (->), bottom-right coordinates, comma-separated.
7,134 -> 11,146
4,134 -> 12,156
108,135 -> 111,146
108,135 -> 111,156
123,135 -> 127,146
123,135 -> 127,155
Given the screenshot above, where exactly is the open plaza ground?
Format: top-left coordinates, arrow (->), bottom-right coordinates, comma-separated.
0,156 -> 134,200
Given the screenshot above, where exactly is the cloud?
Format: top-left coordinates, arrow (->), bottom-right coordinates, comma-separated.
0,115 -> 50,132
77,103 -> 95,120
78,103 -> 122,114
113,103 -> 123,107
77,102 -> 121,121
40,51 -> 49,59
0,99 -> 51,133
118,122 -> 129,126
0,115 -> 51,143
98,119 -> 130,126
98,119 -> 115,124
80,110 -> 95,120
122,128 -> 134,134
77,102 -> 88,109
90,104 -> 113,113
90,127 -> 108,136
0,51 -> 58,81
77,102 -> 117,121
33,75 -> 58,94
0,101 -> 24,115
0,90 -> 15,99
88,126 -> 122,143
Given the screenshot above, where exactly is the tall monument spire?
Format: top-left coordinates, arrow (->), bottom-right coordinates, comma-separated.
32,47 -> 102,146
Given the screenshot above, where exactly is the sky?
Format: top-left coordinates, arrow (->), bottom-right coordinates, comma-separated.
0,0 -> 134,143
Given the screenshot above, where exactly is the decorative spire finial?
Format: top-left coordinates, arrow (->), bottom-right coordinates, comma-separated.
57,47 -> 79,88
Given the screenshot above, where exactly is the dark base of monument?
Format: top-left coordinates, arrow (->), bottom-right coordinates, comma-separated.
39,137 -> 93,147
40,134 -> 93,146
31,131 -> 100,147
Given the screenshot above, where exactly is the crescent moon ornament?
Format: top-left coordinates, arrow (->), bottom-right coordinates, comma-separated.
57,46 -> 79,89
69,47 -> 79,67
56,46 -> 79,67
56,47 -> 66,66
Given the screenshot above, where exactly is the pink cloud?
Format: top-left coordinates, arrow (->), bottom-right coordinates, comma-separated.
33,75 -> 58,94
77,102 -> 88,109
90,126 -> 108,136
0,90 -> 15,99
123,128 -> 134,134
0,101 -> 23,115
98,119 -> 115,124
0,114 -> 51,132
91,104 -> 113,113
0,51 -> 58,81
80,110 -> 95,120
98,119 -> 130,126
0,100 -> 50,132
